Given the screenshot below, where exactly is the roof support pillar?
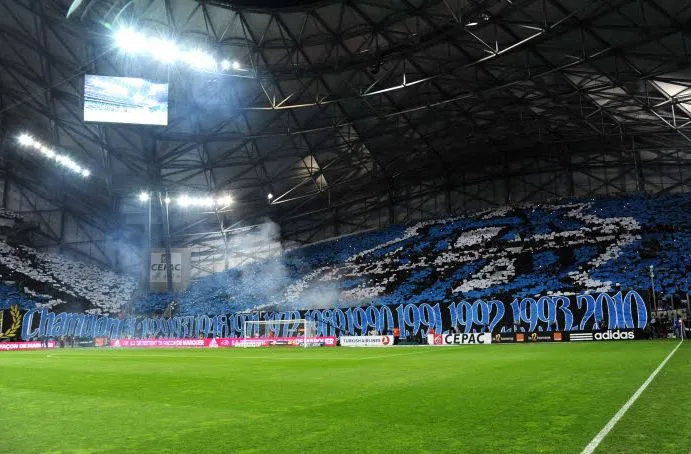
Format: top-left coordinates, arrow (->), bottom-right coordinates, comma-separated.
632,137 -> 645,193
387,190 -> 395,224
160,191 -> 174,293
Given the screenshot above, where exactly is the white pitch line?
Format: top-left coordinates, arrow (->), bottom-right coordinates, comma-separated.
581,340 -> 684,454
41,349 -> 444,361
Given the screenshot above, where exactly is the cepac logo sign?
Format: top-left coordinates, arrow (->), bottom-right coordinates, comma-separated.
150,251 -> 183,283
152,254 -> 182,272
432,334 -> 444,345
594,330 -> 635,341
443,332 -> 492,345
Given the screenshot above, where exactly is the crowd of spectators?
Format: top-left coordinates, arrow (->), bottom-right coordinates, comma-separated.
0,192 -> 687,318
130,192 -> 690,316
0,240 -> 136,314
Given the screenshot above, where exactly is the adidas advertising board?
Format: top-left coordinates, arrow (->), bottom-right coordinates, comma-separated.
569,332 -> 594,342
570,330 -> 635,342
594,330 -> 635,340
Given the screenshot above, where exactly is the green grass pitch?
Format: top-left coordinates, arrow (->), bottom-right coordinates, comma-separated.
0,341 -> 688,453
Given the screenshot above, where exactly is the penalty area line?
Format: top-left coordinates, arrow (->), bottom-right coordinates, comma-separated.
581,340 -> 684,454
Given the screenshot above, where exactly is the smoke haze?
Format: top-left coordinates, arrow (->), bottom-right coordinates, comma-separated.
226,220 -> 343,311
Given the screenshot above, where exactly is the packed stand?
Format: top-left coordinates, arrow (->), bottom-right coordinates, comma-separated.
139,193 -> 689,316
0,241 -> 137,314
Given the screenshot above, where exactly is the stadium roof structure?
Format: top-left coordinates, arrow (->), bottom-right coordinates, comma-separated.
0,0 -> 690,276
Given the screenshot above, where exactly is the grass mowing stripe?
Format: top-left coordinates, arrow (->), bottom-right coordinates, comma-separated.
581,340 -> 684,454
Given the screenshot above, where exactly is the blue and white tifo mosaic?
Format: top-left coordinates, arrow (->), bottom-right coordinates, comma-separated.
132,193 -> 688,317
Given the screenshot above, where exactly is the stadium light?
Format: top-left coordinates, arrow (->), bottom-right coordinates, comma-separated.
18,133 -> 35,147
16,133 -> 90,178
38,144 -> 54,158
175,194 -> 216,208
465,22 -> 478,27
267,193 -> 273,200
137,192 -> 234,208
149,38 -> 179,63
114,27 -> 145,53
112,30 -> 243,75
220,60 -> 241,71
181,50 -> 217,71
217,195 -> 233,206
163,193 -> 234,208
177,194 -> 191,207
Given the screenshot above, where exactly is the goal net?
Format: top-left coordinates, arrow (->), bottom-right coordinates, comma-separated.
242,319 -> 318,347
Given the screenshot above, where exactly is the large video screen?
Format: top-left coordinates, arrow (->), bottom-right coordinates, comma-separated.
84,75 -> 168,126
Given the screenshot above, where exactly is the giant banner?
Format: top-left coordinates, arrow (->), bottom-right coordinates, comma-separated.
16,289 -> 649,342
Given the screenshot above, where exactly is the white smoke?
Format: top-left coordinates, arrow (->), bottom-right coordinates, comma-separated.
298,284 -> 342,310
225,220 -> 343,311
105,230 -> 143,276
226,221 -> 283,266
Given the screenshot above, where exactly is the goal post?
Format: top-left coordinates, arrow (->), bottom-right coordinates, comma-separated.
242,319 -> 318,347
